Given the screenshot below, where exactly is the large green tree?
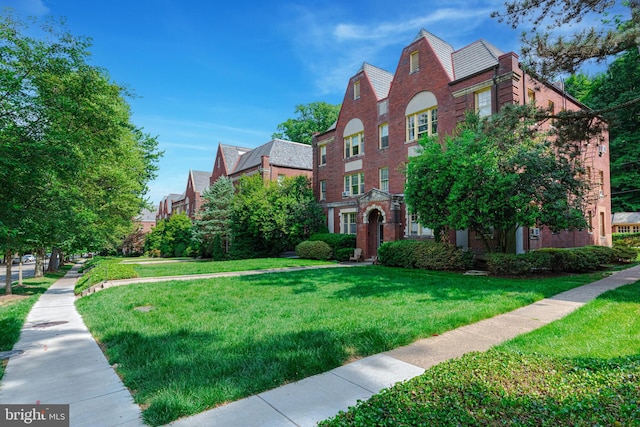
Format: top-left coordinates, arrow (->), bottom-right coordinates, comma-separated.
0,13 -> 161,291
230,175 -> 325,258
406,106 -> 590,253
565,48 -> 640,212
192,176 -> 235,259
272,101 -> 340,145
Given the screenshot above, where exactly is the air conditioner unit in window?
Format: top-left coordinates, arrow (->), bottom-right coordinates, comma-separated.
342,191 -> 350,197
599,190 -> 605,198
530,227 -> 540,238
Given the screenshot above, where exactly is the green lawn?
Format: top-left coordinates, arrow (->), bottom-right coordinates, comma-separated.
320,278 -> 640,426
75,266 -> 607,426
0,265 -> 71,378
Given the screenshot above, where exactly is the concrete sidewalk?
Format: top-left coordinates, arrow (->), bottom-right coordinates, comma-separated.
0,263 -> 144,426
1,263 -> 639,427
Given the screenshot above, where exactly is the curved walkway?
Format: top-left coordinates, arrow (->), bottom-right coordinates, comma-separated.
1,263 -> 639,427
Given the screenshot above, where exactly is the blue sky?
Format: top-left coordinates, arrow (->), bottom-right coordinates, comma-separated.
0,0 -> 623,207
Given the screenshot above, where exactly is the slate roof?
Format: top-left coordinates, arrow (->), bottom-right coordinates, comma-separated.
137,208 -> 157,222
360,62 -> 394,100
220,144 -> 251,173
414,29 -> 455,79
452,39 -> 504,80
612,212 -> 640,225
190,170 -> 211,193
234,139 -> 312,173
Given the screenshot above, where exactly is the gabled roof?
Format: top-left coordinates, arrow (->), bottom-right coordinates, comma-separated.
234,139 -> 312,173
612,212 -> 640,225
190,170 -> 211,193
137,208 -> 157,222
220,143 -> 251,173
414,29 -> 455,80
359,62 -> 394,100
233,139 -> 313,173
452,39 -> 504,80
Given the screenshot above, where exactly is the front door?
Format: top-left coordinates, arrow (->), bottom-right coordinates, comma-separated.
367,210 -> 383,258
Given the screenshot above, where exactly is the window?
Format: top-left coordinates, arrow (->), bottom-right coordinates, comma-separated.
410,51 -> 419,73
319,144 -> 327,165
320,180 -> 326,200
528,88 -> 536,105
344,132 -> 363,158
354,80 -> 360,100
409,213 -> 433,237
342,212 -> 357,234
344,172 -> 365,196
379,123 -> 388,149
599,170 -> 604,198
407,108 -> 437,141
587,210 -> 593,233
277,174 -> 286,183
618,226 -> 631,233
548,100 -> 555,113
379,167 -> 389,192
600,212 -> 606,237
476,88 -> 491,117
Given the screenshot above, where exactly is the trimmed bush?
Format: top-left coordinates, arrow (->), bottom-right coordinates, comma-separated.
308,233 -> 356,258
613,232 -> 640,248
487,246 -> 633,276
378,240 -> 473,271
295,240 -> 333,260
335,247 -> 355,262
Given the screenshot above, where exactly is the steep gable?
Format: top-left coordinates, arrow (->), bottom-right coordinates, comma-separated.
452,39 -> 504,80
361,63 -> 393,100
414,29 -> 455,80
234,139 -> 311,173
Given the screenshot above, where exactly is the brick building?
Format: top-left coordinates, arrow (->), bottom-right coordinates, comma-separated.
312,29 -> 611,259
210,139 -> 312,185
159,169 -> 211,220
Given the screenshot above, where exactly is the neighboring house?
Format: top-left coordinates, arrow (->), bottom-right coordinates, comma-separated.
313,29 -> 612,259
136,208 -> 157,233
157,193 -> 181,220
612,212 -> 640,234
170,169 -> 211,220
210,139 -> 312,185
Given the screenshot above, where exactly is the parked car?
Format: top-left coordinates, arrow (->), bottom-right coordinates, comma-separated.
22,254 -> 36,263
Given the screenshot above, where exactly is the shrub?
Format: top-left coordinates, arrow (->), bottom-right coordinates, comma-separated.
613,232 -> 640,248
295,240 -> 333,260
309,233 -> 356,258
488,246 -> 631,276
335,247 -> 355,262
378,240 -> 473,271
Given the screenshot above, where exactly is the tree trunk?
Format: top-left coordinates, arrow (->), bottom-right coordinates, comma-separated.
4,249 -> 13,295
34,247 -> 45,278
48,247 -> 60,271
17,256 -> 23,287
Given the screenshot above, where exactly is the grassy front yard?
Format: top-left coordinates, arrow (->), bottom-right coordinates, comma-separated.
320,279 -> 640,426
75,265 -> 608,425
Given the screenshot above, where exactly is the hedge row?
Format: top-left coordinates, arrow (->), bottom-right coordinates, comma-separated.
487,246 -> 638,276
377,240 -> 474,271
613,232 -> 640,248
308,233 -> 356,261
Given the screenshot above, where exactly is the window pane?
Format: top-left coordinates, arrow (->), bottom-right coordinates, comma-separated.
407,116 -> 415,140
380,124 -> 388,148
431,108 -> 438,135
417,112 -> 429,138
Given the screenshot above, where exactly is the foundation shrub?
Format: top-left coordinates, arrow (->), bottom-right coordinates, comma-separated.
295,240 -> 333,260
378,240 -> 473,271
308,234 -> 356,258
613,232 -> 640,248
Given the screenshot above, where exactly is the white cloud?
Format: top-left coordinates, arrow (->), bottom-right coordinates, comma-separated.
2,0 -> 50,15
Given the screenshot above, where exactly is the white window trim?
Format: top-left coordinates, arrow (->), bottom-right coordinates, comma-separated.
379,123 -> 389,149
340,208 -> 357,235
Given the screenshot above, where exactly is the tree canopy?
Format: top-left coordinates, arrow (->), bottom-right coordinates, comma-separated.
272,102 -> 340,145
492,0 -> 640,77
565,48 -> 640,211
0,13 -> 161,290
405,106 -> 590,253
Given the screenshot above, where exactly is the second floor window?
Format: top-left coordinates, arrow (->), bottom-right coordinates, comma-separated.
320,180 -> 326,200
319,144 -> 327,165
379,167 -> 389,192
344,172 -> 365,196
344,132 -> 363,158
476,88 -> 491,117
407,107 -> 437,141
379,123 -> 388,149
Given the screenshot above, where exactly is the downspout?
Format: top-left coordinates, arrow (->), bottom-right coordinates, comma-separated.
492,65 -> 499,113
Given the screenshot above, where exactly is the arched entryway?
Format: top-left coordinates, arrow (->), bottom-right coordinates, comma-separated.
367,209 -> 384,258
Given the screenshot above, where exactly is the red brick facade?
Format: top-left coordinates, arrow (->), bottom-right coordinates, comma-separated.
313,30 -> 612,259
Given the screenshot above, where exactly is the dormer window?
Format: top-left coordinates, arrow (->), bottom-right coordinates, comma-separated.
410,51 -> 419,73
